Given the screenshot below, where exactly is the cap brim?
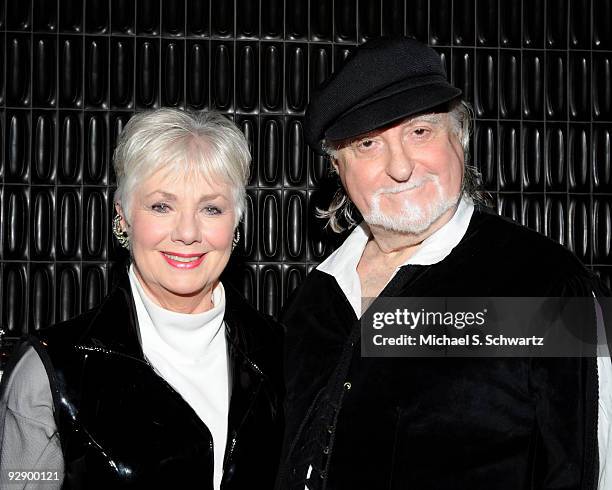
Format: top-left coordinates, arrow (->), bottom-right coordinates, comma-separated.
324,84 -> 462,143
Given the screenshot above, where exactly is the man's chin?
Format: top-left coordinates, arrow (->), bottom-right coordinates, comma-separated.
364,196 -> 460,235
366,215 -> 436,235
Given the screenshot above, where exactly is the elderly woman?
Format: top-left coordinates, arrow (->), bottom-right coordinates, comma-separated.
0,109 -> 283,489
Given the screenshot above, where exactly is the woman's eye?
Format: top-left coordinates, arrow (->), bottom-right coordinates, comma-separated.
203,206 -> 222,215
151,203 -> 170,213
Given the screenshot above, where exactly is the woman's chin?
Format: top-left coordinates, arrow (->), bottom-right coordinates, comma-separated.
162,282 -> 210,299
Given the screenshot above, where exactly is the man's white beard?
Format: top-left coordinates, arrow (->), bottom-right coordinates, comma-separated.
363,176 -> 460,234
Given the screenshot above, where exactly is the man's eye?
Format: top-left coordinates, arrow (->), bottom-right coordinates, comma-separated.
151,203 -> 170,213
413,127 -> 430,137
357,139 -> 376,150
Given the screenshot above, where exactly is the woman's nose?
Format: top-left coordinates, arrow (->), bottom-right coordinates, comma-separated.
171,212 -> 202,245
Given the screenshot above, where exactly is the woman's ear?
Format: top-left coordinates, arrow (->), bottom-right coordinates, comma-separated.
114,202 -> 129,232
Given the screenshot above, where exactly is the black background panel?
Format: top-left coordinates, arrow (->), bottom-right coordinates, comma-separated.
1,0 -> 611,353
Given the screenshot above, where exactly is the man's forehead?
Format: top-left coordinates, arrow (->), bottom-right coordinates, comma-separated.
350,112 -> 448,140
408,112 -> 446,125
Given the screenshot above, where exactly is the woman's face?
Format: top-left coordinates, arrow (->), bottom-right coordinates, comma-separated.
119,168 -> 236,313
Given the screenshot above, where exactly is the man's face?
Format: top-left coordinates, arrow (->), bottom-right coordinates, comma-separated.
333,113 -> 464,235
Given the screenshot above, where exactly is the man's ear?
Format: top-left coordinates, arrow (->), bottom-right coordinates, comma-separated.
329,156 -> 340,174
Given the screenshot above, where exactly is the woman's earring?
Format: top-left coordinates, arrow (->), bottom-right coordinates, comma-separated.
112,214 -> 130,249
232,229 -> 241,251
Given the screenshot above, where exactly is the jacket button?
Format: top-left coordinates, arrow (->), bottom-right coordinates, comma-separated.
327,425 -> 335,434
343,381 -> 352,390
323,446 -> 330,455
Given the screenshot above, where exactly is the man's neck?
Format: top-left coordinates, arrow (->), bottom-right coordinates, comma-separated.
356,203 -> 460,300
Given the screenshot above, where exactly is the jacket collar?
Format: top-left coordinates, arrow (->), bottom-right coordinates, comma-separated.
74,268 -> 145,360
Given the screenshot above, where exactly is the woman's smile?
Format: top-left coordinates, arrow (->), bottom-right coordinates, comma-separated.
161,251 -> 206,268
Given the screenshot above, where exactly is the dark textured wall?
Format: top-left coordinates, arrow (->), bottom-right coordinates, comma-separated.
0,0 -> 611,352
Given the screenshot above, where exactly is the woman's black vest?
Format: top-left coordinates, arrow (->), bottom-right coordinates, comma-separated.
23,272 -> 284,489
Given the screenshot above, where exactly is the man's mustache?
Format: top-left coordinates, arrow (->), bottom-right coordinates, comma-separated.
373,176 -> 437,196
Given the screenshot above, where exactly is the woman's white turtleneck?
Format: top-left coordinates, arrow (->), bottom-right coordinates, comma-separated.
128,265 -> 229,490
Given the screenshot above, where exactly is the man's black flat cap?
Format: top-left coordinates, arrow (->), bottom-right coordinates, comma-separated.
305,37 -> 461,152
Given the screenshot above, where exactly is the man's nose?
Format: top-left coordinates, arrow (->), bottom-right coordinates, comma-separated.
385,138 -> 415,182
171,212 -> 202,245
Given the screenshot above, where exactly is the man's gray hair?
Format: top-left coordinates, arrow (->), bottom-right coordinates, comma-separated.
113,108 -> 250,226
317,99 -> 487,233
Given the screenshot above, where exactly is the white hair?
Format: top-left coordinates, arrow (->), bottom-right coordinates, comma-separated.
113,108 -> 250,226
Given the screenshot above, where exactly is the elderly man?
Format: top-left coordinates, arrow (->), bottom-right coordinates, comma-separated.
277,38 -> 611,490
